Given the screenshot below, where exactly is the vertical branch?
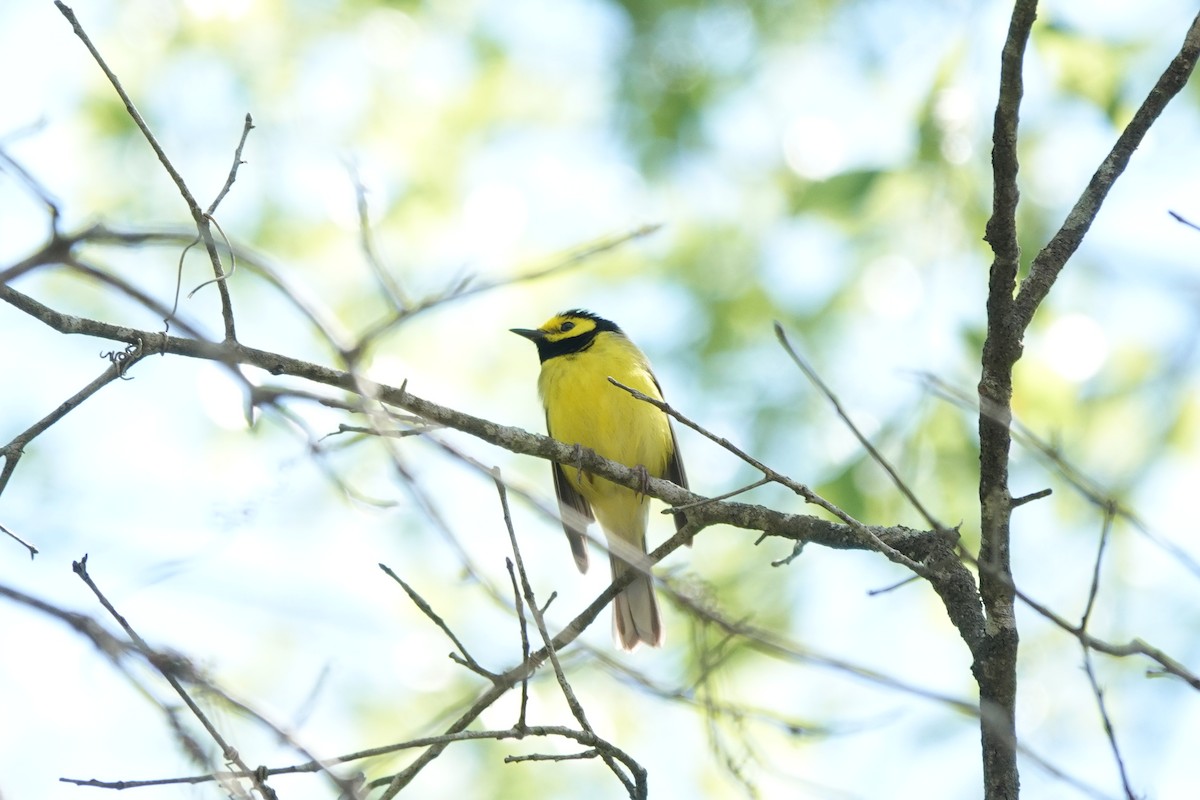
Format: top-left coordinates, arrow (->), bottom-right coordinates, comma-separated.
977,9 -> 1200,799
977,2 -> 1039,798
1079,508 -> 1136,799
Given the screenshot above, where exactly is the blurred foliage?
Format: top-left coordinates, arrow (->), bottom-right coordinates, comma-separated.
1034,21 -> 1143,122
4,0 -> 1200,798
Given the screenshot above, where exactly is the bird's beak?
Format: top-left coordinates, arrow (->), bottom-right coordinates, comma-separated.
510,327 -> 545,342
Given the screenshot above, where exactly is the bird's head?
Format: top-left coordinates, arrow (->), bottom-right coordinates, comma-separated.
511,309 -> 622,362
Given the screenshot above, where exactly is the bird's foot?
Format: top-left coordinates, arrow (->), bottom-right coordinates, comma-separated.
571,443 -> 586,484
632,464 -> 651,500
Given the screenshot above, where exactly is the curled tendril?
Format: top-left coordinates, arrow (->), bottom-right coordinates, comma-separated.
99,337 -> 143,379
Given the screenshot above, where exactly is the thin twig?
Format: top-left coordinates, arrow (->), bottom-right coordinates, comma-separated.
378,564 -> 497,681
208,113 -> 255,215
583,641 -> 840,738
607,377 -> 935,580
672,477 -> 772,510
774,322 -> 947,532
0,143 -> 61,232
71,556 -> 261,800
53,3 -> 197,221
505,559 -> 532,730
867,576 -> 920,596
505,749 -> 598,764
53,1 -> 238,341
0,352 -> 148,498
959,542 -> 1200,691
61,726 -> 639,793
349,223 -> 662,355
0,521 -> 38,559
490,470 -> 642,798
1011,488 -> 1052,508
1079,508 -> 1137,799
1168,209 -> 1200,231
347,160 -> 409,312
1012,12 -> 1200,333
8,570 -> 361,798
922,371 -> 1200,580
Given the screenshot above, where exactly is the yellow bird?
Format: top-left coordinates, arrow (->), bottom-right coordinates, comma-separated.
512,310 -> 688,650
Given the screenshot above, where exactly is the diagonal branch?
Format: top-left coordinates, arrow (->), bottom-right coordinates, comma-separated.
1012,11 -> 1200,333
773,322 -> 947,532
1,279 -> 988,654
489,473 -> 643,798
0,342 -> 148,500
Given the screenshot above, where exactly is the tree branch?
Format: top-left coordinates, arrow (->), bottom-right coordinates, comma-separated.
1,278 -> 988,655
975,10 -> 1200,800
53,1 -> 239,341
1012,11 -> 1200,333
977,2 -> 1039,798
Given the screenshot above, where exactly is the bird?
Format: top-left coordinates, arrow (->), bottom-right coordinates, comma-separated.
511,309 -> 688,650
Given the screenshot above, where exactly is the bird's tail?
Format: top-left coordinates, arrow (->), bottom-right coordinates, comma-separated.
611,556 -> 663,650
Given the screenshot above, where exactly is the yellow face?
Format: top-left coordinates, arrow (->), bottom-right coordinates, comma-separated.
511,310 -> 622,363
536,313 -> 600,343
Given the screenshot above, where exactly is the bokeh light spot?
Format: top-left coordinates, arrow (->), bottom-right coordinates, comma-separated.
1043,312 -> 1109,382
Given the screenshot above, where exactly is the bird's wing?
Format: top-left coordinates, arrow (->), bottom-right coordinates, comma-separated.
664,421 -> 690,537
547,413 -> 593,573
651,374 -> 691,539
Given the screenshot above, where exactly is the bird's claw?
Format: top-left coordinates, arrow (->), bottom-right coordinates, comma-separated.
571,443 -> 585,484
633,464 -> 651,500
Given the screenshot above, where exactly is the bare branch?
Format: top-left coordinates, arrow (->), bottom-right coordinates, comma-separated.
347,223 -> 662,358
379,564 -> 497,682
1078,510 -> 1137,799
347,160 -> 409,312
487,471 -> 643,799
774,322 -> 947,531
605,378 -> 928,572
923,371 -> 1200,580
604,376 -> 986,651
505,559 -> 533,730
0,348 -> 149,499
68,556 -> 365,799
0,521 -> 38,559
0,141 -> 61,233
1012,12 -> 1200,333
1168,209 -> 1200,231
53,1 -> 239,341
72,556 -> 260,800
208,113 -> 255,216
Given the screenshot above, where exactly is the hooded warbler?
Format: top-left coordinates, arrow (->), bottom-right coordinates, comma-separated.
512,309 -> 688,649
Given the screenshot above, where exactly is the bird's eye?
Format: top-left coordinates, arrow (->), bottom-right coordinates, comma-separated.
561,321 -> 575,332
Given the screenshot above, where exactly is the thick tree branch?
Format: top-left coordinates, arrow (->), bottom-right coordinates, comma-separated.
1,279 -> 985,650
976,9 -> 1200,800
5,3 -> 1193,796
977,3 -> 1038,798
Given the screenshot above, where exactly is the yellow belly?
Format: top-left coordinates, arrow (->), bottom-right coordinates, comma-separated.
538,337 -> 673,540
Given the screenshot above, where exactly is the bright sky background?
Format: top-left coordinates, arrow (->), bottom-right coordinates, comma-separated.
2,1 -> 1200,799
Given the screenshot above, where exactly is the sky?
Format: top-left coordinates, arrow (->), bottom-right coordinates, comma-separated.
3,1 -> 1200,799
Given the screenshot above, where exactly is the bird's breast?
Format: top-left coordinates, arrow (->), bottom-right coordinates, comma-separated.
538,346 -> 673,479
